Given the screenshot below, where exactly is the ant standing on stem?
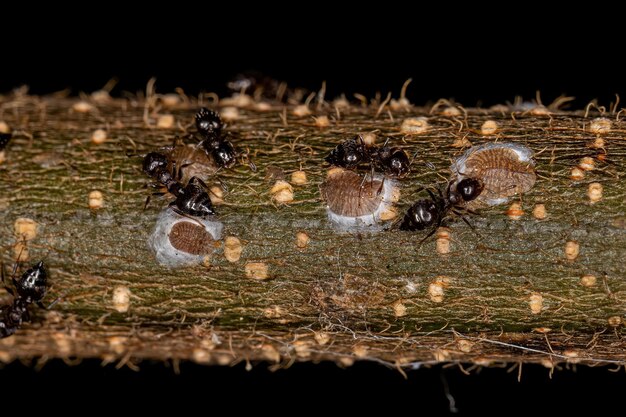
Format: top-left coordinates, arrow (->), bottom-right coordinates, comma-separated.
1,259 -> 52,339
195,108 -> 256,171
142,151 -> 215,218
325,135 -> 411,178
325,135 -> 411,195
399,178 -> 484,243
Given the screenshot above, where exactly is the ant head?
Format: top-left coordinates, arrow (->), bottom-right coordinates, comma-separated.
325,136 -> 367,169
399,199 -> 440,231
380,148 -> 410,177
195,108 -> 223,138
16,261 -> 48,303
0,132 -> 11,151
456,178 -> 484,202
143,152 -> 168,176
211,140 -> 237,169
176,177 -> 215,218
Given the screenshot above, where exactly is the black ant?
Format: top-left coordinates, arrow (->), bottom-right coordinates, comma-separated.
326,135 -> 411,199
142,151 -> 215,218
325,135 -> 370,169
399,178 -> 484,243
0,132 -> 11,150
1,260 -> 50,339
371,140 -> 411,178
195,108 -> 256,172
325,135 -> 411,178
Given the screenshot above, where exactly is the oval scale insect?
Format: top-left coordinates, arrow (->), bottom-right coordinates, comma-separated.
451,142 -> 536,206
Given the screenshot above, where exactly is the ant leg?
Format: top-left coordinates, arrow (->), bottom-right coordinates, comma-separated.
426,188 -> 438,201
241,149 -> 257,172
144,195 -> 152,210
38,297 -> 60,310
176,162 -> 193,182
452,209 -> 483,238
417,226 -> 438,246
376,176 -> 386,196
190,176 -> 209,190
190,176 -> 223,200
169,203 -> 206,228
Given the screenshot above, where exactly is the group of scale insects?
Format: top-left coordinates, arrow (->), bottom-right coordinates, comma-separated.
0,106 -> 534,339
325,134 -> 486,241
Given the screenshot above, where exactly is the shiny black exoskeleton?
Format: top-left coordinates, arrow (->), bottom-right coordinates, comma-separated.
372,146 -> 411,178
399,178 -> 484,241
326,136 -> 411,178
174,177 -> 215,218
325,135 -> 369,169
202,136 -> 238,169
143,152 -> 183,196
400,189 -> 445,232
0,132 -> 12,151
195,108 -> 223,139
1,260 -> 49,339
142,151 -> 215,218
195,108 -> 249,170
448,178 -> 484,205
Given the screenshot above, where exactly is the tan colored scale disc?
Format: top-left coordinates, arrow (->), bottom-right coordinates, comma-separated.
463,148 -> 536,200
320,170 -> 383,217
168,221 -> 215,255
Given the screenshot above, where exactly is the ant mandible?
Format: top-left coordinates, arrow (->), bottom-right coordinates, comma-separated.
1,260 -> 50,339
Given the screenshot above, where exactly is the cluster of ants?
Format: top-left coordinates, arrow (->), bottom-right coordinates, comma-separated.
142,108 -> 251,219
326,136 -> 484,242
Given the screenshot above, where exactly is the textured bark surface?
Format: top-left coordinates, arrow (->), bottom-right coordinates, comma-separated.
0,91 -> 625,370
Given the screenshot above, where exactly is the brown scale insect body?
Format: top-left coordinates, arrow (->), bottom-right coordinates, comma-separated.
164,144 -> 218,185
168,221 -> 215,255
320,170 -> 383,217
453,143 -> 536,206
464,148 -> 536,201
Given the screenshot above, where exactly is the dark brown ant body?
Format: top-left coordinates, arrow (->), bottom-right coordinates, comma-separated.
325,135 -> 370,169
400,178 -> 484,242
1,260 -> 49,339
142,151 -> 215,218
325,135 -> 411,178
194,108 -> 255,171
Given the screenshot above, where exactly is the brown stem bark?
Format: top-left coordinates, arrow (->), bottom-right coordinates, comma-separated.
0,93 -> 624,370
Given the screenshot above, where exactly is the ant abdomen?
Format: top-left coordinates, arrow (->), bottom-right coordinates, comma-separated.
399,200 -> 440,231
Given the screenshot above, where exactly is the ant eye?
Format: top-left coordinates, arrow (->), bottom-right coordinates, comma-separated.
451,142 -> 536,206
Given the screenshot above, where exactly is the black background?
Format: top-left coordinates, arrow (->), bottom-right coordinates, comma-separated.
2,6 -> 625,413
2,6 -> 624,107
